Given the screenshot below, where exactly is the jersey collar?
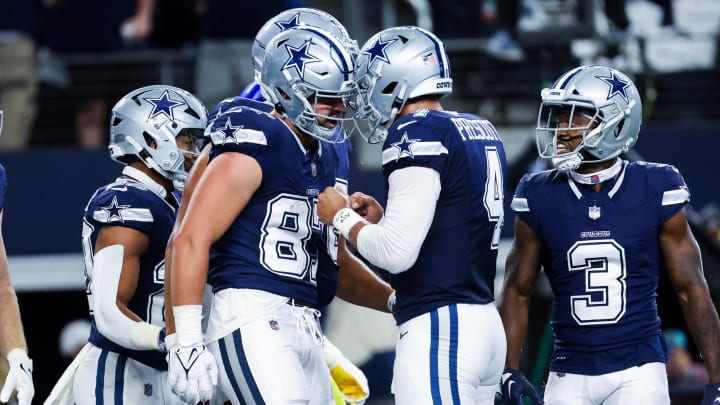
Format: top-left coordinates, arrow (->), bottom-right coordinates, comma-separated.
121,166 -> 168,199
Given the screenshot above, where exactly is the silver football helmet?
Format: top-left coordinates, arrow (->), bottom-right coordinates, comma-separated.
536,65 -> 642,171
260,26 -> 358,143
252,7 -> 358,84
354,26 -> 453,143
109,85 -> 207,190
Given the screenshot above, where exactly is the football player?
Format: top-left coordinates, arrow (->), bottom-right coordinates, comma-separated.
0,109 -> 34,405
163,9 -> 389,405
71,85 -> 206,404
499,65 -> 720,405
317,26 -> 508,404
167,26 -> 384,405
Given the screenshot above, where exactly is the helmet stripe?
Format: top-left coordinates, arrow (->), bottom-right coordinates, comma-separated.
410,26 -> 450,79
300,26 -> 352,80
554,66 -> 586,90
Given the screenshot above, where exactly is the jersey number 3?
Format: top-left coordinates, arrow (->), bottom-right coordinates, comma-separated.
568,239 -> 627,325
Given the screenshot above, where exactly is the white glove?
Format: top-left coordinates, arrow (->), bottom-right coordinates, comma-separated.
324,338 -> 369,405
167,342 -> 218,404
0,348 -> 34,405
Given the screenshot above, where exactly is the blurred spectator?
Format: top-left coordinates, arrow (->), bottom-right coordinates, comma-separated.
35,0 -> 156,149
484,0 -> 525,62
664,328 -> 709,387
58,319 -> 90,361
194,0 -> 300,108
149,0 -> 200,49
0,0 -> 42,151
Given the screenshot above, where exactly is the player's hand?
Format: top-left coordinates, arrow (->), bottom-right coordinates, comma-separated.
0,348 -> 34,405
318,187 -> 350,225
349,192 -> 383,224
700,381 -> 720,405
167,343 -> 218,404
324,339 -> 369,404
500,368 -> 543,405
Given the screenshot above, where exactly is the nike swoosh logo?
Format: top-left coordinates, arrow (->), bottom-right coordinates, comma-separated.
507,380 -> 515,393
109,186 -> 128,191
399,331 -> 408,340
397,120 -> 417,131
177,348 -> 201,374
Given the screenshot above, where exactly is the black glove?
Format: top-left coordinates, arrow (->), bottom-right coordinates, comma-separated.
700,381 -> 720,405
500,368 -> 543,405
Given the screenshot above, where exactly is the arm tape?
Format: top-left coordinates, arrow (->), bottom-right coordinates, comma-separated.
91,245 -> 162,351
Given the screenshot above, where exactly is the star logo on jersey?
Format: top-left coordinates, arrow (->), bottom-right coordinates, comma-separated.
216,117 -> 244,144
102,196 -> 130,223
283,39 -> 321,78
143,90 -> 186,122
588,205 -> 601,220
274,13 -> 301,31
391,132 -> 419,161
595,71 -> 631,103
362,35 -> 397,66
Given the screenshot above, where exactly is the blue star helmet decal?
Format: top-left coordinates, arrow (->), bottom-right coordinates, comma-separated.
391,132 -> 419,161
102,196 -> 130,223
595,71 -> 631,103
217,116 -> 243,144
283,39 -> 321,78
143,90 -> 186,122
362,35 -> 398,67
274,13 -> 301,31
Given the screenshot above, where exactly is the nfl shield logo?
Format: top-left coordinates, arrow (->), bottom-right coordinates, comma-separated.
269,320 -> 279,330
144,383 -> 153,396
588,205 -> 601,220
311,163 -> 317,177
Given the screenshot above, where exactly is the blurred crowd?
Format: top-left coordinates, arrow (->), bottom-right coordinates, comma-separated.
0,0 -> 717,152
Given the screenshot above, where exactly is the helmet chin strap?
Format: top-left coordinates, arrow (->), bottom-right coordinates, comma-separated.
552,152 -> 583,172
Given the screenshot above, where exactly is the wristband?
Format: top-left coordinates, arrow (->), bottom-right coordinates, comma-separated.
6,348 -> 30,364
130,321 -> 164,351
332,207 -> 364,239
174,305 -> 204,347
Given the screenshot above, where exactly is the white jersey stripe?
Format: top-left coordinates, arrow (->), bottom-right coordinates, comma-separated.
381,141 -> 448,165
510,197 -> 530,212
93,208 -> 154,223
662,188 -> 690,206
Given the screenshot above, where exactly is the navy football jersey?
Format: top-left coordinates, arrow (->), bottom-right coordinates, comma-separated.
511,160 -> 690,374
82,169 -> 178,370
0,163 -> 6,212
382,109 -> 507,324
207,106 -> 347,306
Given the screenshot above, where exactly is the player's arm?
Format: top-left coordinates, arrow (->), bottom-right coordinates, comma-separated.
0,212 -> 27,359
171,151 -> 261,330
498,217 -> 544,405
499,217 -> 542,369
318,166 -> 440,273
661,208 -> 720,383
169,151 -> 260,403
336,237 -> 395,313
0,211 -> 34,405
164,143 -> 211,335
91,225 -> 167,351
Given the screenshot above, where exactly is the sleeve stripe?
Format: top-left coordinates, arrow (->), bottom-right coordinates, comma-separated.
93,208 -> 154,223
662,188 -> 690,206
511,197 -> 530,212
210,129 -> 267,146
381,141 -> 448,165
